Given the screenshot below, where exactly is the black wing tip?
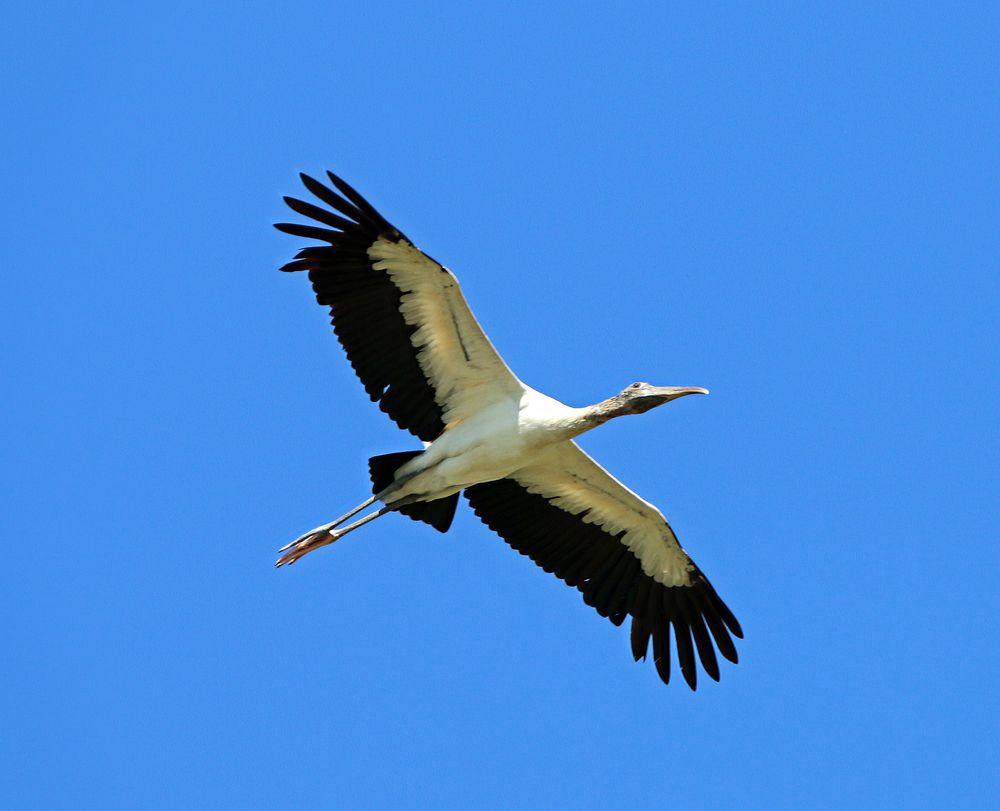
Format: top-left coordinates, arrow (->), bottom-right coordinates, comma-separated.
299,171 -> 337,197
630,623 -> 650,662
713,597 -> 744,640
298,172 -> 331,201
695,568 -> 744,638
281,194 -> 318,215
295,171 -> 370,222
628,578 -> 742,689
294,169 -> 406,241
273,222 -> 339,243
301,168 -> 366,211
325,170 -> 363,202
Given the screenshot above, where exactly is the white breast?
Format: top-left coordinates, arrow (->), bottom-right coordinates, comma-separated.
395,387 -> 584,499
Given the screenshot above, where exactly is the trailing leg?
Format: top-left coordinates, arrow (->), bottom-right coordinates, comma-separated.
275,498 -> 415,567
283,494 -> 380,550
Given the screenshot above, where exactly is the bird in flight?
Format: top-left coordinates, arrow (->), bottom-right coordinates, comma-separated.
274,172 -> 742,689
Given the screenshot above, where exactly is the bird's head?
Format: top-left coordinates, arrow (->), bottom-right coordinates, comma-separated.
613,381 -> 710,416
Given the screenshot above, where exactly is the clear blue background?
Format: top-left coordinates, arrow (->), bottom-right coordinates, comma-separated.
3,2 -> 997,808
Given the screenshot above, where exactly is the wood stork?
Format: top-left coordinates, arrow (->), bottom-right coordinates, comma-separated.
274,171 -> 742,689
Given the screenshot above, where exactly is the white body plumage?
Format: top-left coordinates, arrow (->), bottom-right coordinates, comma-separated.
394,387 -> 584,501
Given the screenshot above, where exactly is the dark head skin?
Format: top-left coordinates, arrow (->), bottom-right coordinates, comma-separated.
582,381 -> 709,427
616,381 -> 710,414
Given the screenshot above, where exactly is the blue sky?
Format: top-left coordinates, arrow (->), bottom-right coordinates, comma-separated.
3,2 -> 998,807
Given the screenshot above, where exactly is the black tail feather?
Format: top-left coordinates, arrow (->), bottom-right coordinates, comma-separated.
368,451 -> 422,494
367,451 -> 459,533
401,493 -> 459,533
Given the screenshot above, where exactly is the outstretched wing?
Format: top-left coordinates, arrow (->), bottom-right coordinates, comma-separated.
465,441 -> 742,689
276,172 -> 523,442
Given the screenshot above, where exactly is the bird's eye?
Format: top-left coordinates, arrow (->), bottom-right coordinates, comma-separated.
631,382 -> 641,389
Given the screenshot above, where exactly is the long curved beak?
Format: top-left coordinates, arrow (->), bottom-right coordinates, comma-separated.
654,386 -> 710,402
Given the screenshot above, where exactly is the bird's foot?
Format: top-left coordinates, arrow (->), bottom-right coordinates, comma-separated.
275,526 -> 342,567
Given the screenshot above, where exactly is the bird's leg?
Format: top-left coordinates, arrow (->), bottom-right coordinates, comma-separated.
275,495 -> 418,568
276,494 -> 384,561
283,495 -> 379,548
